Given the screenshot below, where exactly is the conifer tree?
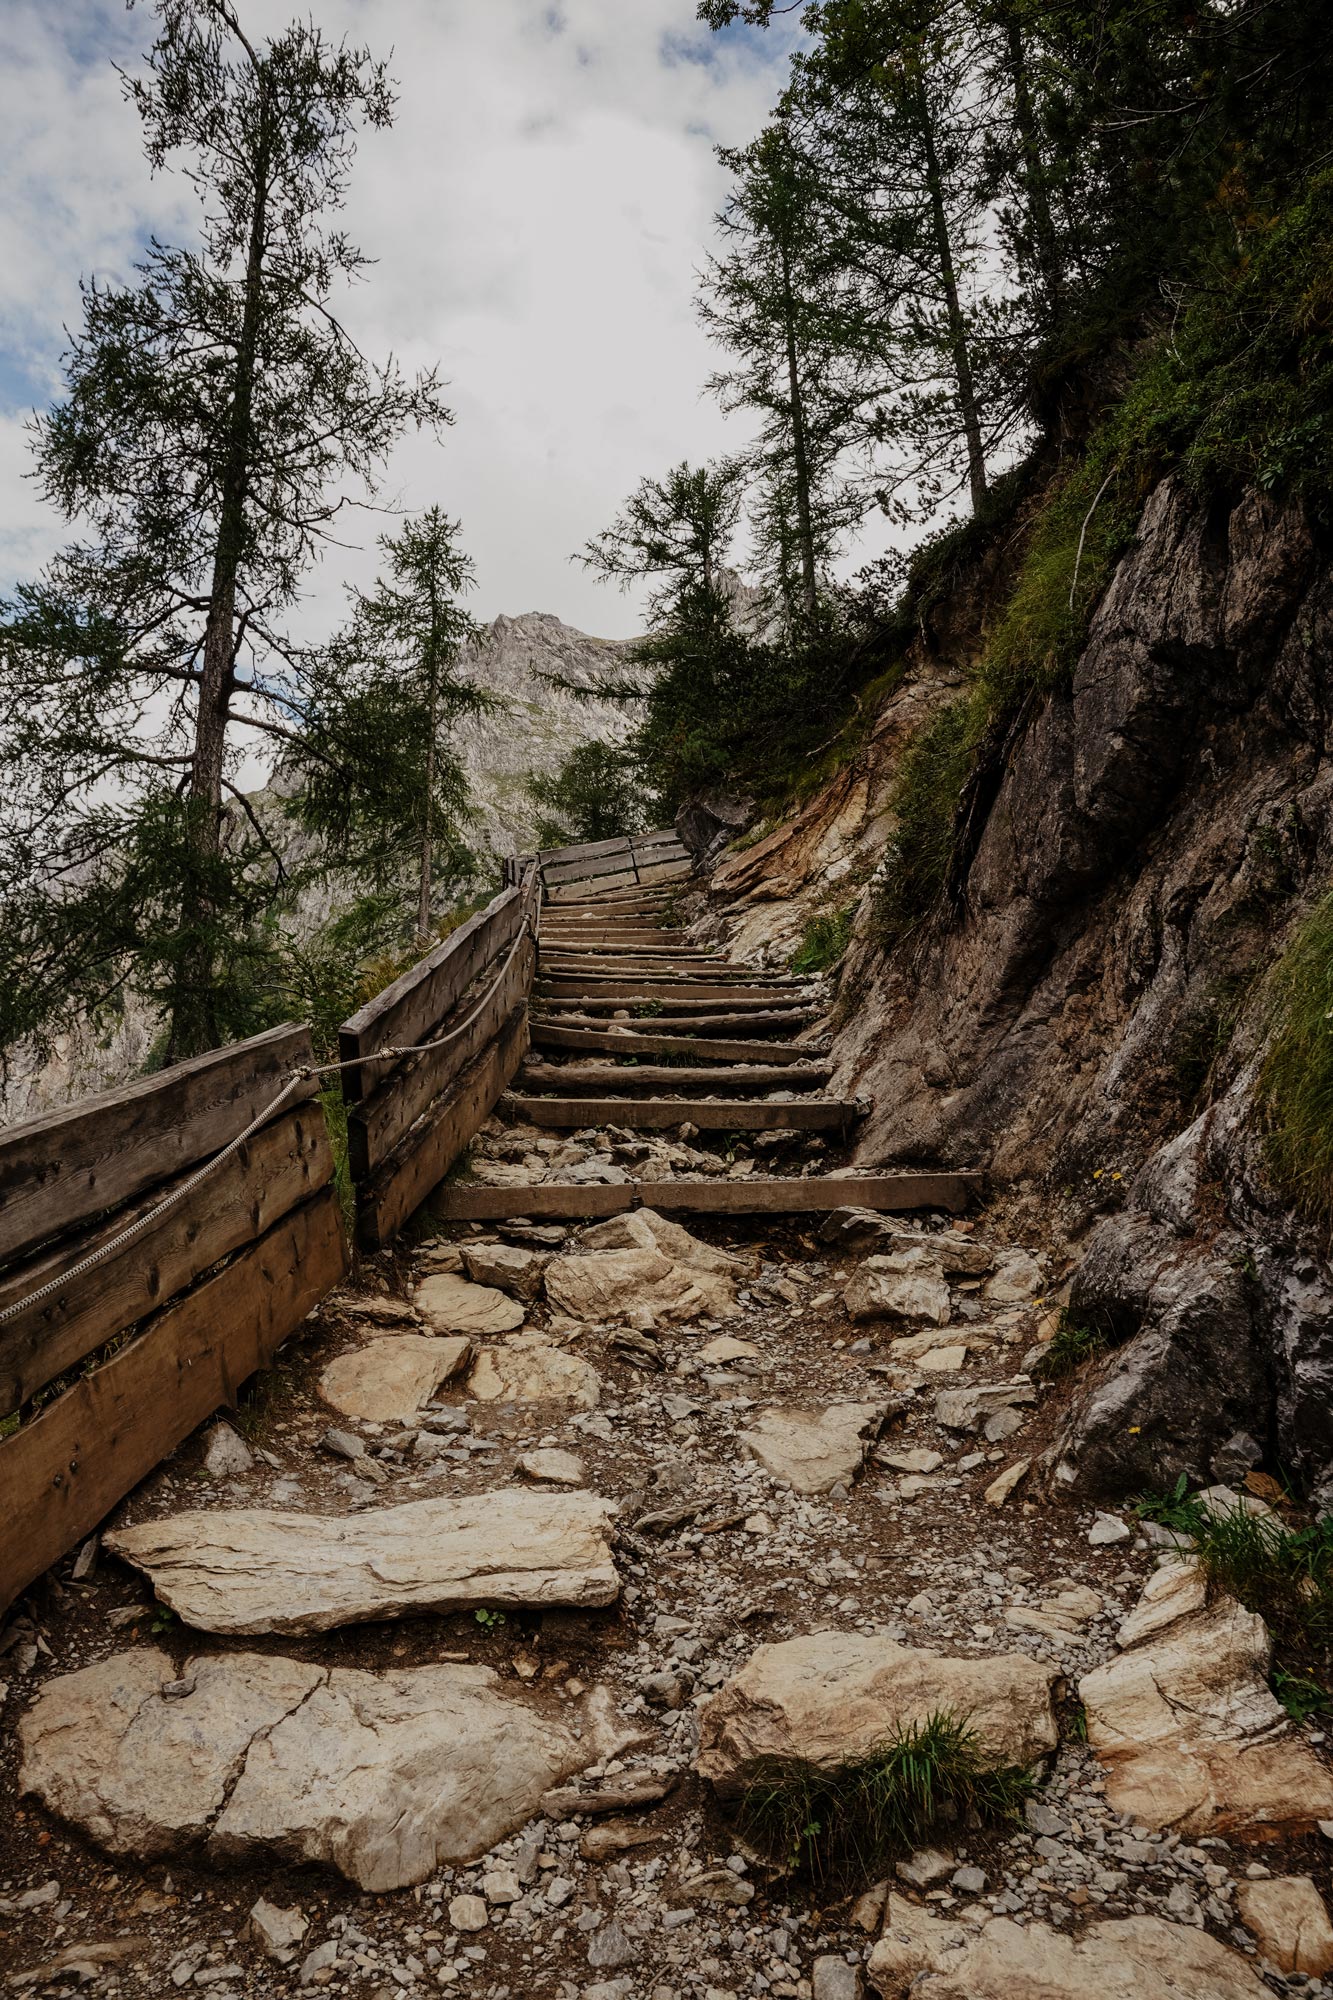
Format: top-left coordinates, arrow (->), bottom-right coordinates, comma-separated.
0,0 -> 446,1064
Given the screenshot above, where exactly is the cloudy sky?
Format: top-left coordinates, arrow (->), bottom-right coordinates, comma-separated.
0,0 -> 811,641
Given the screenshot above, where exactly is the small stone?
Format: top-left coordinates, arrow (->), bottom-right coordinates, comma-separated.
811,1955 -> 861,2000
1236,1876 -> 1333,1975
298,1940 -> 339,1985
951,1864 -> 987,1894
517,1448 -> 586,1486
449,1895 -> 489,1933
481,1866 -> 522,1905
587,1920 -> 637,1970
896,1847 -> 955,1888
246,1897 -> 309,1962
1088,1512 -> 1130,1546
320,1426 -> 365,1462
203,1425 -> 254,1478
984,1459 -> 1029,1508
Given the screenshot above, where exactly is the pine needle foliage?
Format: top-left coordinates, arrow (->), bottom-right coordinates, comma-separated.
734,1711 -> 1033,1890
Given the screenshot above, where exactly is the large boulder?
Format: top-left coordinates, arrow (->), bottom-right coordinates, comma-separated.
545,1212 -> 749,1326
697,1631 -> 1058,1792
868,1897 -> 1269,1999
743,1402 -> 888,1495
19,1648 -> 627,1893
1079,1561 -> 1333,1835
467,1333 -> 601,1409
317,1335 -> 471,1424
414,1272 -> 525,1336
104,1490 -> 620,1635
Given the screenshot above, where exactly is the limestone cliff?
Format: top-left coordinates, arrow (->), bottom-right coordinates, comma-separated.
702,478 -> 1333,1504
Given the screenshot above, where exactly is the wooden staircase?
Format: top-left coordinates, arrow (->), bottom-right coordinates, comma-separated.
433,869 -> 981,1223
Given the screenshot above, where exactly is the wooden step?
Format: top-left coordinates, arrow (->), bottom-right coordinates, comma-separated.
531,1022 -> 825,1063
539,979 -> 813,1004
504,1095 -> 860,1132
517,1061 -> 832,1095
432,1172 -> 982,1221
541,957 -> 736,976
541,929 -> 686,944
535,1000 -> 819,1026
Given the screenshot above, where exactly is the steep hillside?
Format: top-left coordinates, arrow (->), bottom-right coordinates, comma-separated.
702,477 -> 1333,1506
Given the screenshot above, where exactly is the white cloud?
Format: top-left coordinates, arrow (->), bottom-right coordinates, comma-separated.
0,0 -> 807,639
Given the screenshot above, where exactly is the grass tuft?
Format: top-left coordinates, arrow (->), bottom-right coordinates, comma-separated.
1258,889 -> 1333,1231
1032,1311 -> 1109,1380
790,904 -> 854,976
734,1710 -> 1033,1890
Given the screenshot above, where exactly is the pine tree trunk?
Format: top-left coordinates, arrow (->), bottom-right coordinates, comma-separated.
917,78 -> 988,513
170,96 -> 272,1060
778,236 -> 819,622
1000,4 -> 1062,318
418,583 -> 440,950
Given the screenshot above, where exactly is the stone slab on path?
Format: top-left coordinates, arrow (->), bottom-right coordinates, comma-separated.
843,1251 -> 951,1327
19,1647 -> 627,1893
104,1490 -> 620,1635
318,1335 -> 472,1423
867,1896 -> 1270,1999
468,1333 -> 602,1409
743,1402 -> 889,1495
1079,1560 -> 1333,1836
414,1273 -> 525,1335
544,1210 -> 752,1327
697,1630 -> 1059,1791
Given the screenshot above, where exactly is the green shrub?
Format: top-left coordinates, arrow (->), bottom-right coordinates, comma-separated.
734,1710 -> 1032,1890
791,904 -> 854,975
1259,890 -> 1333,1229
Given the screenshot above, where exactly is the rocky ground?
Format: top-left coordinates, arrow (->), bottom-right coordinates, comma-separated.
6,1136 -> 1333,2000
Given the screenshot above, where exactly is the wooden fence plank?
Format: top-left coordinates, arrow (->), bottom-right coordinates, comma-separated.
358,1005 -> 530,1250
0,1103 -> 333,1415
431,1173 -> 983,1221
348,934 -> 537,1179
537,835 -> 633,866
0,1185 -> 347,1618
338,879 -> 529,1102
0,1024 -> 314,1268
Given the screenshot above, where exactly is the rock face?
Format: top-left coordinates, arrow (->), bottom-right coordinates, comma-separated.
545,1211 -> 749,1327
19,1647 -> 624,1892
467,1333 -> 601,1409
697,1631 -> 1059,1791
808,475 -> 1333,1496
1078,1562 -> 1333,1835
867,1896 -> 1269,1999
415,1273 -> 525,1336
743,1403 -> 888,1495
104,1491 -> 620,1634
317,1335 -> 472,1423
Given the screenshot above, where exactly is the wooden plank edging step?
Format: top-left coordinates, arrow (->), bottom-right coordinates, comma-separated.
516,1061 -> 833,1095
530,1022 -> 824,1062
432,1172 -> 982,1220
504,1094 -> 862,1132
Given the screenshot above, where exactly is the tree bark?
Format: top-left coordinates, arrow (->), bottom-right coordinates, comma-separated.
778,234 -> 819,622
418,579 -> 440,949
171,82 -> 272,1059
1000,2 -> 1062,319
916,74 -> 988,513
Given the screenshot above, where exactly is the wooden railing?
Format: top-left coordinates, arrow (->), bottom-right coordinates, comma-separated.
338,864 -> 541,1251
0,835 -> 684,1612
535,828 -> 691,901
0,1024 -> 347,1612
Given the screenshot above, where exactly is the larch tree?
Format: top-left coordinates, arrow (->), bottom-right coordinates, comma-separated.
0,0 -> 447,1065
296,508 -> 490,952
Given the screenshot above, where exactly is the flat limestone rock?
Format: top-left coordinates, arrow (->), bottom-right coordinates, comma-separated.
1236,1876 -> 1333,1976
517,1449 -> 586,1486
19,1648 -> 626,1894
318,1335 -> 472,1423
468,1333 -> 602,1409
1079,1564 -> 1333,1836
461,1243 -> 548,1301
980,1247 -> 1044,1302
104,1490 -> 620,1635
545,1245 -> 735,1327
934,1382 -> 1036,1431
580,1209 -> 755,1279
415,1273 -> 525,1336
743,1402 -> 888,1495
697,1632 -> 1058,1792
844,1252 -> 951,1327
867,1897 -> 1269,1999
698,1335 -> 761,1364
